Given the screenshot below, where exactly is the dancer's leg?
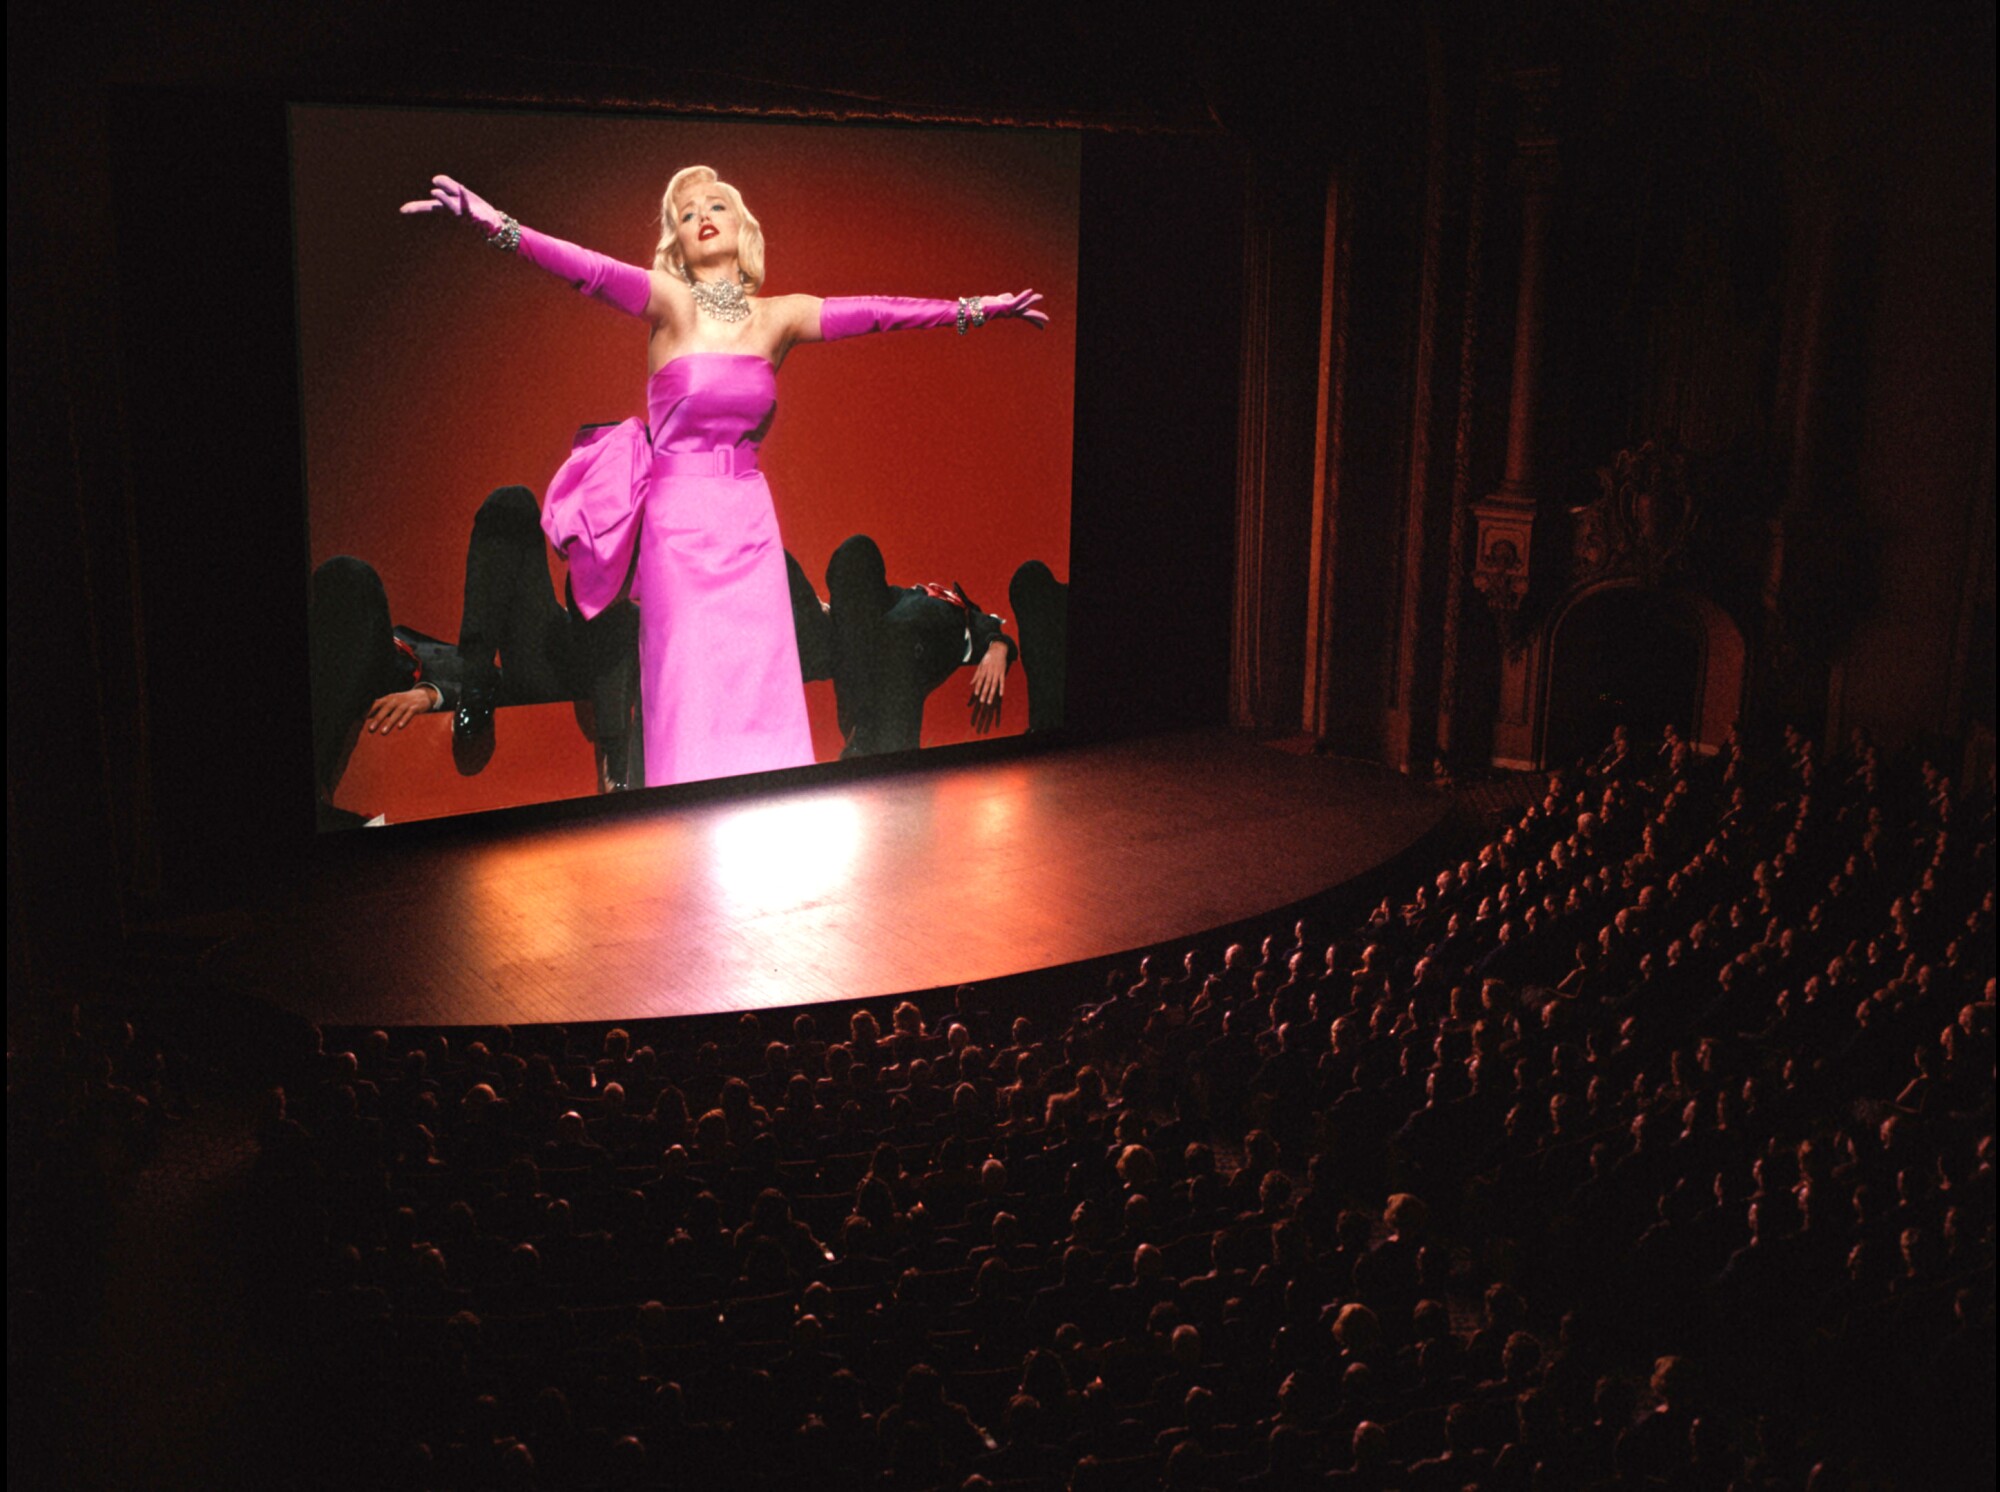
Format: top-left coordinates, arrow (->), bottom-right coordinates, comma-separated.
860,625 -> 926,755
787,550 -> 836,684
309,557 -> 403,801
459,486 -> 573,707
572,594 -> 642,789
1010,560 -> 1069,733
827,535 -> 894,753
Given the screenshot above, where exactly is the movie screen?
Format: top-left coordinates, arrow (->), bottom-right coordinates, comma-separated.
292,106 -> 1078,829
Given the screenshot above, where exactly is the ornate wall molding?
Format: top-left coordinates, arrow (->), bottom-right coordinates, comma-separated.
1384,12 -> 1452,770
1476,65 -> 1562,765
1471,500 -> 1537,655
1569,439 -> 1703,587
1435,79 -> 1492,758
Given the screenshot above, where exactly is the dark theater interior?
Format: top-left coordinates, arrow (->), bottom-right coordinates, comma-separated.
8,3 -> 1994,1488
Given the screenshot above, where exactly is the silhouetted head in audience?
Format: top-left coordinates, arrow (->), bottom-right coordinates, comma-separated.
504,1240 -> 540,1290
1333,1302 -> 1381,1357
1385,1192 -> 1429,1241
1501,1330 -> 1543,1386
1351,1419 -> 1389,1469
1170,1322 -> 1203,1371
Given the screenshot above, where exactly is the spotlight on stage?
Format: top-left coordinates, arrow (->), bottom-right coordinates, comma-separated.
710,794 -> 864,914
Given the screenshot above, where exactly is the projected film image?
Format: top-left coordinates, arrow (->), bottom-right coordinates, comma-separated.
293,107 -> 1078,829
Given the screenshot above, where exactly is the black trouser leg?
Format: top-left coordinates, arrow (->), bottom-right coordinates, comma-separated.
459,486 -> 573,707
572,598 -> 638,727
787,550 -> 835,683
827,535 -> 893,754
460,486 -> 646,788
575,594 -> 642,786
1010,560 -> 1068,733
309,557 -> 403,799
863,632 -> 927,754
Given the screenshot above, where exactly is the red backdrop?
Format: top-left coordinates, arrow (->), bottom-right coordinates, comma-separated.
292,106 -> 1078,823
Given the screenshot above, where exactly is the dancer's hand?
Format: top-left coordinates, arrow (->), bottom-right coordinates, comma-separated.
968,643 -> 1008,733
366,687 -> 440,733
981,290 -> 1049,330
399,175 -> 507,237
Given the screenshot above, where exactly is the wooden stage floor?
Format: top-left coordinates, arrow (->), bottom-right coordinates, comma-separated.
210,729 -> 1447,1028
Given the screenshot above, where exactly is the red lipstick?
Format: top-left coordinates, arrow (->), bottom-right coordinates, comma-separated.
698,223 -> 718,241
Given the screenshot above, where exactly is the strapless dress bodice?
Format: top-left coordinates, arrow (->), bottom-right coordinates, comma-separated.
646,353 -> 777,455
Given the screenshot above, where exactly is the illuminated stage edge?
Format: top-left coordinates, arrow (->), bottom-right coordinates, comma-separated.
209,729 -> 1449,1029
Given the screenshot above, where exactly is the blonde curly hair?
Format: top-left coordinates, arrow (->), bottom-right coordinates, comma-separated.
653,165 -> 766,292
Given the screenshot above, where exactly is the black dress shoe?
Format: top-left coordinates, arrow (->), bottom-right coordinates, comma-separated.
453,666 -> 499,746
451,666 -> 500,775
597,736 -> 633,792
454,698 -> 494,743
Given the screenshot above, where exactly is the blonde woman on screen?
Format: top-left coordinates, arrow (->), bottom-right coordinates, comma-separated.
403,167 -> 1045,787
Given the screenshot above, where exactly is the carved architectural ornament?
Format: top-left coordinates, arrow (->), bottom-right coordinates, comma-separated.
1570,438 -> 1702,586
1472,499 -> 1538,653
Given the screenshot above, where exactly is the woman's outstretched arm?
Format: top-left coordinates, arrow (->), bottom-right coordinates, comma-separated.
813,291 -> 1047,341
400,174 -> 674,322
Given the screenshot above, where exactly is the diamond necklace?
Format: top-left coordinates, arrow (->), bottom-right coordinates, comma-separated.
689,275 -> 751,324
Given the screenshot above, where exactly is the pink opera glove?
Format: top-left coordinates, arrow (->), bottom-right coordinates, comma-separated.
513,225 -> 652,318
400,174 -> 651,318
402,173 -> 508,236
818,290 -> 1048,341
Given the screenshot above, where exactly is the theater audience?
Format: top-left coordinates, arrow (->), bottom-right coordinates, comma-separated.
211,722 -> 1995,1488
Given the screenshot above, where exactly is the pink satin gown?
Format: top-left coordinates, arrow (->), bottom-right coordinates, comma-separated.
541,353 -> 816,787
